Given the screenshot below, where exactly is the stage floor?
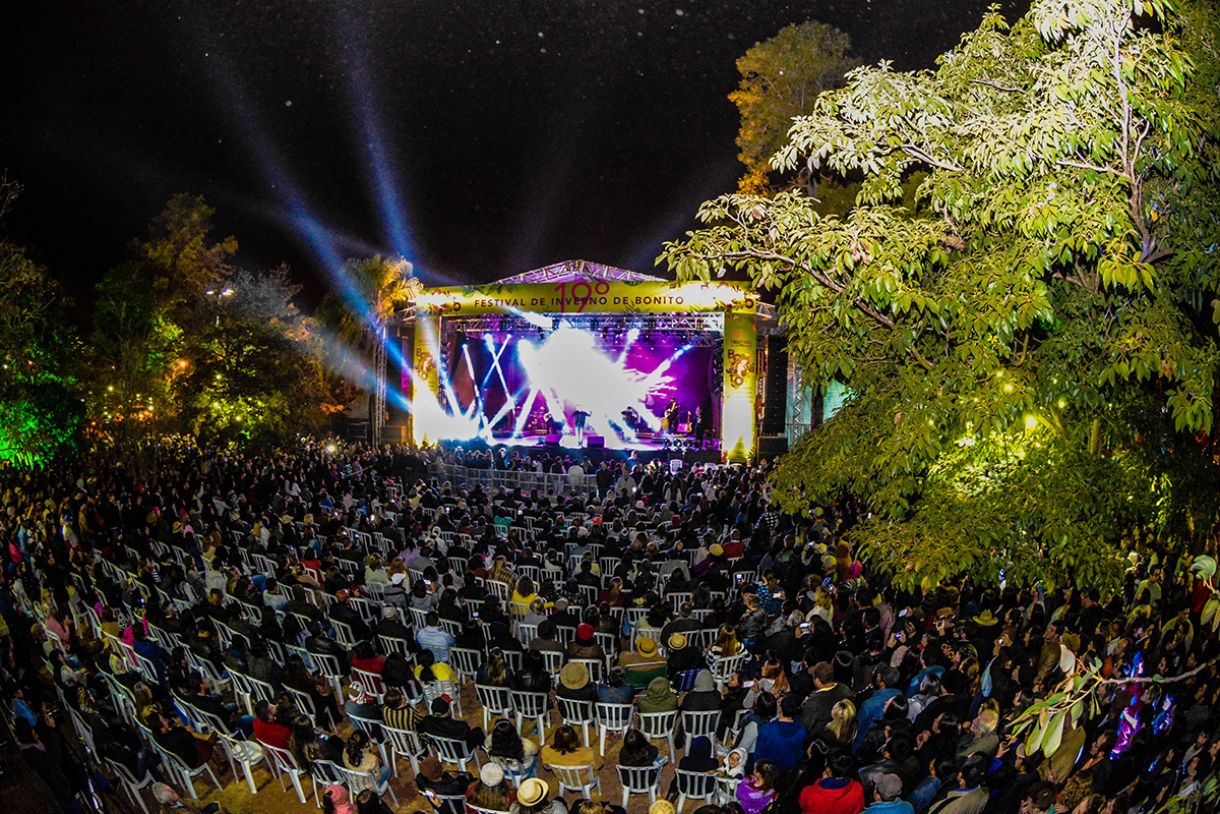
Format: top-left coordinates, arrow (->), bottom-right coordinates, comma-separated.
439,435 -> 721,464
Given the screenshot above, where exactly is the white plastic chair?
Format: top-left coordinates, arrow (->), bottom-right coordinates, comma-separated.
594,702 -> 634,755
260,740 -> 312,804
709,652 -> 748,689
509,689 -> 551,737
449,646 -> 482,683
216,731 -> 265,794
475,683 -> 513,730
106,758 -> 152,814
383,724 -> 426,777
429,733 -> 480,773
335,764 -> 399,807
637,709 -> 679,764
676,768 -> 719,810
681,709 -> 722,752
549,763 -> 600,798
555,696 -> 595,746
157,743 -> 222,800
617,762 -> 663,809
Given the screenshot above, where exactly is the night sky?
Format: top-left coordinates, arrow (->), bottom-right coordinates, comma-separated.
1,0 -> 1026,307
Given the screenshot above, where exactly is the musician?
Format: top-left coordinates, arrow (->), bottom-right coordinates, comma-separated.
572,408 -> 591,445
662,398 -> 679,434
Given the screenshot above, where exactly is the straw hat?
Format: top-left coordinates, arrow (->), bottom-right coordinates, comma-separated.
636,637 -> 659,657
560,662 -> 590,691
667,632 -> 688,651
517,778 -> 549,806
650,802 -> 676,814
480,763 -> 505,786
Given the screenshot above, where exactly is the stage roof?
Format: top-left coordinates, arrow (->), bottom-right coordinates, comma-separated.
492,259 -> 665,286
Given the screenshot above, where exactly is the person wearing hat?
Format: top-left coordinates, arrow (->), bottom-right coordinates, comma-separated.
467,761 -> 515,812
648,802 -> 676,814
384,569 -> 409,610
620,636 -> 667,691
665,631 -> 706,680
565,622 -> 605,663
860,772 -> 913,814
510,777 -> 565,814
636,675 -> 679,714
557,661 -> 598,702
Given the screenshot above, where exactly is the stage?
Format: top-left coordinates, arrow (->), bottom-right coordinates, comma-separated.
404,260 -> 773,462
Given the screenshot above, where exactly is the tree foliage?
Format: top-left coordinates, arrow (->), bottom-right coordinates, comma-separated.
729,20 -> 860,196
0,239 -> 81,466
178,266 -> 331,443
662,0 -> 1220,594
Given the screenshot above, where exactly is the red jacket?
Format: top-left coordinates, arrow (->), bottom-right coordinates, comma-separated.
800,779 -> 865,814
253,717 -> 293,750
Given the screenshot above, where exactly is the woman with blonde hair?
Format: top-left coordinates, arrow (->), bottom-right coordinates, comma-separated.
825,698 -> 857,747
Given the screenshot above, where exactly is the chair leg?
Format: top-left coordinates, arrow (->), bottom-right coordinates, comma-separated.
289,772 -> 308,805
128,784 -> 150,814
205,763 -> 222,790
242,762 -> 258,794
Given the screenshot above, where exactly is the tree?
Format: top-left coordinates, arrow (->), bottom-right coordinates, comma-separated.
320,255 -> 421,445
178,266 -> 330,443
729,20 -> 860,197
0,176 -> 82,467
662,0 -> 1220,594
88,195 -> 235,476
0,239 -> 81,466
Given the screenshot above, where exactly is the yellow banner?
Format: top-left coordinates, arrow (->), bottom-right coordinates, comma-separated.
415,280 -> 758,317
721,312 -> 758,462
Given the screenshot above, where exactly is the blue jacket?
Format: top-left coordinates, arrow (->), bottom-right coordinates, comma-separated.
753,719 -> 807,772
855,688 -> 901,749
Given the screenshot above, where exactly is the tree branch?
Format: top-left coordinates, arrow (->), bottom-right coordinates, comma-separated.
969,78 -> 1024,93
901,144 -> 964,173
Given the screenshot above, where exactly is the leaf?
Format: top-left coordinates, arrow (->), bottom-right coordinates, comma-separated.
1191,555 -> 1217,580
1042,710 -> 1067,757
1203,597 -> 1219,628
1025,720 -> 1045,756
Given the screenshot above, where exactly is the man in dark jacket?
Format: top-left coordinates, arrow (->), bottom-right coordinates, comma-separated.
419,696 -> 483,750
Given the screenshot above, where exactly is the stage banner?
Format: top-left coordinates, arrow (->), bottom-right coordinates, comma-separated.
721,312 -> 758,462
416,280 -> 757,316
411,313 -> 442,445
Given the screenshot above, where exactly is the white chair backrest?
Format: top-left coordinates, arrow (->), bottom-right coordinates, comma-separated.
429,734 -> 475,763
449,647 -> 481,679
569,658 -> 604,684
618,763 -> 661,792
682,709 -> 721,740
638,709 -> 678,738
514,622 -> 539,647
550,763 -> 598,794
475,683 -> 512,712
676,768 -> 718,800
556,696 -> 594,724
594,702 -> 634,730
509,689 -> 549,716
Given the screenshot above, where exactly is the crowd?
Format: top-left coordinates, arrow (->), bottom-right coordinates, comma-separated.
0,439 -> 1217,814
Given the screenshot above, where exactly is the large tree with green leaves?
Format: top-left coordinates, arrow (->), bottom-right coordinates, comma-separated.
178,266 -> 330,443
663,0 -> 1220,594
730,20 -> 860,197
0,176 -> 82,467
89,195 -> 235,476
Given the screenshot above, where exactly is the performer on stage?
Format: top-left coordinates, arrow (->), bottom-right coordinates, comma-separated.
572,408 -> 591,445
662,398 -> 679,435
